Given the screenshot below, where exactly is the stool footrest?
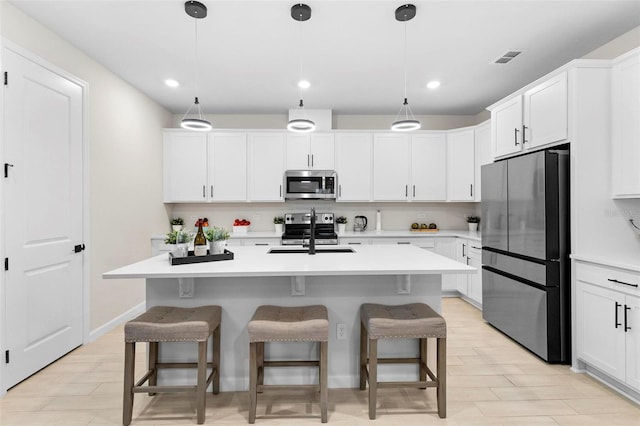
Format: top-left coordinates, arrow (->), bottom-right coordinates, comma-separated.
377,381 -> 438,389
374,357 -> 420,364
264,360 -> 319,367
258,384 -> 320,392
156,362 -> 214,369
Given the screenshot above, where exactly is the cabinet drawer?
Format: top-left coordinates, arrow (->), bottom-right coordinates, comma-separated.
241,238 -> 281,246
467,244 -> 482,260
339,238 -> 369,245
576,262 -> 639,295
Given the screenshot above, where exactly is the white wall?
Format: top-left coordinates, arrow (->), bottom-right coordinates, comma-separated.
582,25 -> 640,59
1,3 -> 173,332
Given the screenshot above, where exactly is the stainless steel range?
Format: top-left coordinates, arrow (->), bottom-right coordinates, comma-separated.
281,212 -> 338,245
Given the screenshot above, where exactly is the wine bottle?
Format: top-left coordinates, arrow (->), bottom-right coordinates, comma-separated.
193,219 -> 208,256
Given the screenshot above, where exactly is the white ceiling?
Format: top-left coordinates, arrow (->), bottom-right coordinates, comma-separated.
8,0 -> 640,116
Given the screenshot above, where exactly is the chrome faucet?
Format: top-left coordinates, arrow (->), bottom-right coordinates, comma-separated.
308,207 -> 316,255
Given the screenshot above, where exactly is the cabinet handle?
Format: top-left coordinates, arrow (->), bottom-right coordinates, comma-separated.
462,243 -> 466,258
202,185 -> 206,198
471,245 -> 482,249
254,243 -> 269,246
339,184 -> 342,197
522,125 -> 528,144
405,185 -> 408,197
470,184 -> 473,197
279,184 -> 282,197
307,154 -> 310,167
608,278 -> 639,288
397,241 -> 411,245
413,185 -> 415,197
514,128 -> 520,146
625,305 -> 631,332
347,242 -> 362,245
311,154 -> 314,167
211,185 -> 213,198
615,302 -> 622,329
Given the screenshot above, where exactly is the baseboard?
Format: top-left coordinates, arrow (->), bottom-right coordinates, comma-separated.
88,302 -> 145,342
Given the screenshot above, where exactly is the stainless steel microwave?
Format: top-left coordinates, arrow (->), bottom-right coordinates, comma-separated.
284,170 -> 337,200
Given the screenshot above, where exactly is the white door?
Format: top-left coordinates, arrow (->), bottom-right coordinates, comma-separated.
163,132 -> 207,202
455,239 -> 469,295
492,96 -> 522,158
285,134 -> 310,169
309,134 -> 335,169
373,134 -> 410,201
3,47 -> 84,389
248,133 -> 285,201
523,72 -> 568,149
435,238 -> 457,291
208,133 -> 247,201
335,133 -> 372,202
625,294 -> 640,391
474,121 -> 491,201
447,129 -> 475,201
411,133 -> 446,201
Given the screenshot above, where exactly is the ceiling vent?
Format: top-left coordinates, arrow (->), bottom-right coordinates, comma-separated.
493,50 -> 522,64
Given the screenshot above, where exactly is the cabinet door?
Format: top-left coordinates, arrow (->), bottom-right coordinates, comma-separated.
435,238 -> 457,291
248,133 -> 285,202
285,134 -> 311,169
626,294 -> 640,391
576,281 -> 626,382
492,96 -> 523,158
373,134 -> 410,201
310,134 -> 335,169
163,132 -> 208,202
612,52 -> 640,198
523,71 -> 568,149
455,239 -> 469,295
411,134 -> 446,201
447,129 -> 475,201
335,133 -> 372,201
208,133 -> 247,201
474,121 -> 491,202
467,245 -> 483,305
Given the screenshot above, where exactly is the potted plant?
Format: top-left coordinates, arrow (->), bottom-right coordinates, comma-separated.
205,226 -> 230,254
273,216 -> 284,234
466,215 -> 480,232
170,217 -> 184,232
336,216 -> 348,235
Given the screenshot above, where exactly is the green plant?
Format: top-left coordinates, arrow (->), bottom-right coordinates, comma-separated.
164,230 -> 193,244
164,230 -> 177,244
273,216 -> 284,224
466,215 -> 480,223
170,217 -> 184,226
205,226 -> 230,241
336,216 -> 348,224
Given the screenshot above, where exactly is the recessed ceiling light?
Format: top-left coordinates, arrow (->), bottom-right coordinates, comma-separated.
427,80 -> 440,89
165,79 -> 180,88
298,80 -> 311,89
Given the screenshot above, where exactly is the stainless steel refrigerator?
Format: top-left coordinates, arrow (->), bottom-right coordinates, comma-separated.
481,148 -> 570,363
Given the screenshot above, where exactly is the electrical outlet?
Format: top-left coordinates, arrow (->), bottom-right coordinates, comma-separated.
417,213 -> 426,219
336,323 -> 347,340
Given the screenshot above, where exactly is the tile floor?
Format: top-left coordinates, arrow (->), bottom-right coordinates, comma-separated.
1,298 -> 639,425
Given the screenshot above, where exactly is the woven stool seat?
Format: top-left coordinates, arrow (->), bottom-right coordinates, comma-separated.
361,303 -> 446,339
248,305 -> 328,342
125,306 -> 221,343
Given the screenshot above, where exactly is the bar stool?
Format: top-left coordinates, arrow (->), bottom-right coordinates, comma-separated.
122,305 -> 221,425
247,305 -> 329,423
359,302 -> 447,419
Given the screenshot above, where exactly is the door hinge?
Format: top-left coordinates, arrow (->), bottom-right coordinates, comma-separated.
3,71 -> 7,86
4,258 -> 8,271
5,350 -> 9,364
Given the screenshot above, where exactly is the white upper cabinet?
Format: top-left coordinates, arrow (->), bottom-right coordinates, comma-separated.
335,133 -> 372,201
612,49 -> 640,198
492,95 -> 523,158
411,133 -> 447,201
285,133 -> 335,170
208,133 -> 247,201
474,120 -> 491,201
523,71 -> 568,149
247,133 -> 285,202
163,132 -> 208,202
447,128 -> 475,201
373,134 -> 411,201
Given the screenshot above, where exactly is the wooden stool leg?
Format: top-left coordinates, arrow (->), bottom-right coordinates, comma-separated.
419,338 -> 427,389
249,342 -> 258,424
196,340 -> 208,424
359,321 -> 367,390
368,338 -> 378,420
123,342 -> 135,426
148,342 -> 158,396
320,341 -> 328,423
212,326 -> 221,394
257,342 -> 264,391
437,337 -> 447,418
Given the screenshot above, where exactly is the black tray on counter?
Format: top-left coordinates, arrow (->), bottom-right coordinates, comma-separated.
169,249 -> 234,265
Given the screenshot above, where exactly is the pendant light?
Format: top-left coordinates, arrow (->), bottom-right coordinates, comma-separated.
287,3 -> 316,133
180,1 -> 212,131
391,4 -> 421,132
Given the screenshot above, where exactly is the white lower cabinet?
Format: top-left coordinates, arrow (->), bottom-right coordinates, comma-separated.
576,261 -> 640,392
466,244 -> 483,304
434,238 -> 457,292
240,238 -> 281,246
455,239 -> 469,295
339,237 -> 369,245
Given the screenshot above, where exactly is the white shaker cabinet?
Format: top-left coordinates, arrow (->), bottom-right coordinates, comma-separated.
491,95 -> 523,158
523,71 -> 568,149
612,48 -> 640,198
163,131 -> 208,202
208,133 -> 247,201
335,133 -> 372,201
373,134 -> 411,201
474,120 -> 491,202
466,244 -> 483,305
285,133 -> 335,170
447,128 -> 475,201
435,237 -> 458,292
411,133 -> 447,201
247,133 -> 285,202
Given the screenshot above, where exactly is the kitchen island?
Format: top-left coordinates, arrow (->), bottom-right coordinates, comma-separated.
104,244 -> 474,391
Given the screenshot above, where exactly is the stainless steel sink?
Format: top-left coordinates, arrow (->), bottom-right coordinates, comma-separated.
267,247 -> 355,254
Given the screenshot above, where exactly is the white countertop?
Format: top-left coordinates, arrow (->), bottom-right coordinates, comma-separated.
571,253 -> 640,273
104,244 -> 475,279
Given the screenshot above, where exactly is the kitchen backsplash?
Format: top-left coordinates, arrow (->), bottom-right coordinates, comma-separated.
167,202 -> 480,233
